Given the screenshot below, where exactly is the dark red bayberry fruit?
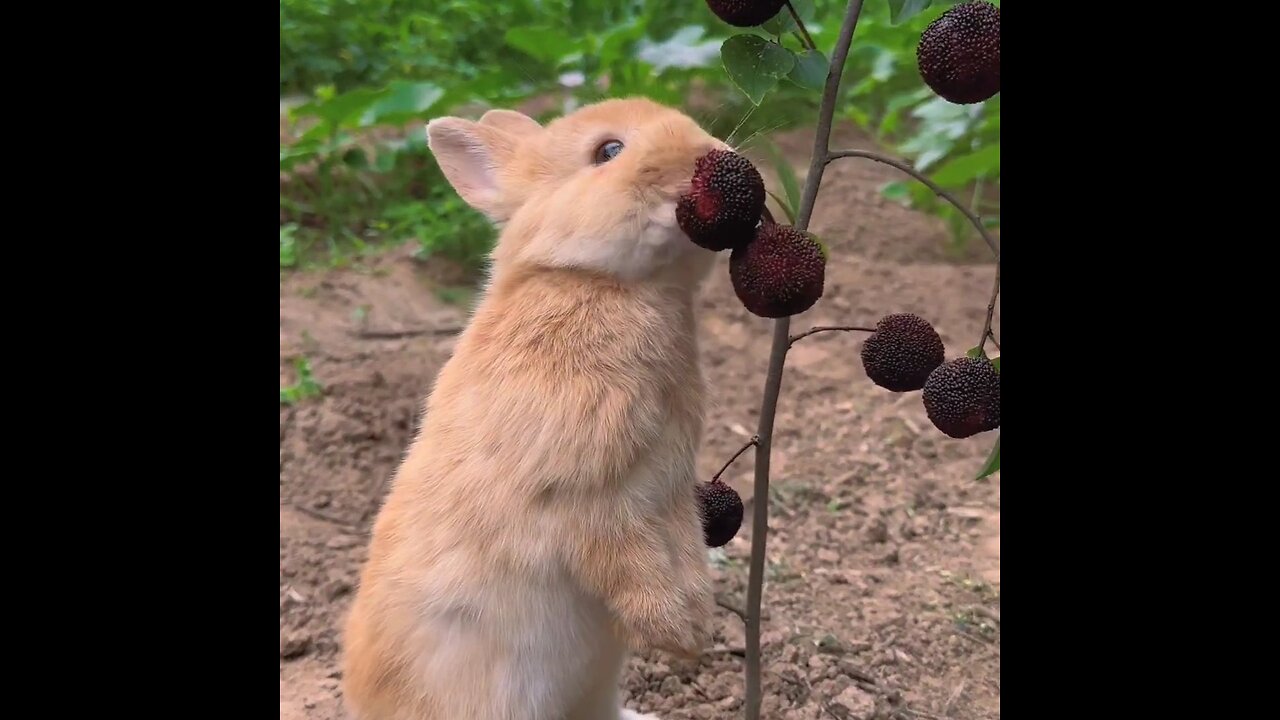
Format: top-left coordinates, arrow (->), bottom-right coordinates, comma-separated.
922,356 -> 1001,439
697,478 -> 744,548
677,149 -> 766,252
706,0 -> 787,28
917,0 -> 1000,105
860,313 -> 946,392
729,221 -> 826,318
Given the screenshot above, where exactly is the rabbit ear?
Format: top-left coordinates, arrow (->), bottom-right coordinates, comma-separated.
426,117 -> 523,221
479,109 -> 543,138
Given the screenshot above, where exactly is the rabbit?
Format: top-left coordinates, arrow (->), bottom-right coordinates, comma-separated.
340,97 -> 736,720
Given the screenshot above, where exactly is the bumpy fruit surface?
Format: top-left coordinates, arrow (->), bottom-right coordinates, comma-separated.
916,0 -> 1000,105
729,222 -> 826,318
921,356 -> 1000,439
676,149 -> 766,251
860,313 -> 946,392
705,0 -> 787,27
697,479 -> 744,548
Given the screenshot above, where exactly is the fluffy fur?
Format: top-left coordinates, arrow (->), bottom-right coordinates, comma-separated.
340,98 -> 731,720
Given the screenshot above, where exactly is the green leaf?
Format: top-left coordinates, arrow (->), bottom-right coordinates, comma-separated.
597,19 -> 647,68
280,225 -> 299,269
280,143 -> 319,171
721,34 -> 796,106
888,0 -> 934,25
504,26 -> 581,65
930,143 -> 1001,187
767,189 -> 797,224
361,81 -> 444,126
761,0 -> 814,35
374,147 -> 398,173
761,11 -> 795,36
787,48 -> 828,91
881,181 -> 910,203
975,435 -> 1000,479
991,355 -> 1000,372
294,87 -> 386,129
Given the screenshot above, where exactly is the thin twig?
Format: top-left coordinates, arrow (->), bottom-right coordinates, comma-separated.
978,263 -> 1000,353
786,1 -> 818,51
987,332 -> 1000,351
826,149 -> 1000,261
744,3 -> 868,720
717,597 -> 749,622
788,325 -> 876,346
284,502 -> 362,531
713,436 -> 759,482
953,628 -> 992,646
351,326 -> 464,340
897,709 -> 957,720
968,606 -> 1000,625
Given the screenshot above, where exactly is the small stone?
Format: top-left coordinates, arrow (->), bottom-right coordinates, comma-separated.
327,535 -> 359,550
280,631 -> 310,659
865,519 -> 889,544
831,685 -> 876,719
325,577 -> 353,600
816,548 -> 840,564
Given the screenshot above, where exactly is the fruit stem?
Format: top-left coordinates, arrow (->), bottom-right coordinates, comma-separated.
978,262 -> 1000,353
788,324 -> 877,347
785,1 -> 818,51
826,148 -> 1000,262
712,436 -> 759,482
744,3 -> 867,720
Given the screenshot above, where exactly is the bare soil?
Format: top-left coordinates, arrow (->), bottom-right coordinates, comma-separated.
279,123 -> 1001,720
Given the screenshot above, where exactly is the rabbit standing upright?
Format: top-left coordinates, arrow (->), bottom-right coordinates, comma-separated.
341,97 -> 733,720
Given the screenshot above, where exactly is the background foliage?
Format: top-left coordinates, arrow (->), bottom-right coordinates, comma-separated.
279,0 -> 999,272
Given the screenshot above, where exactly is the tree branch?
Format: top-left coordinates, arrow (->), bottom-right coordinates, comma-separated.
713,436 -> 759,482
826,149 -> 1000,262
978,262 -> 1000,353
350,326 -> 464,340
744,3 -> 868,719
788,325 -> 876,347
785,1 -> 817,51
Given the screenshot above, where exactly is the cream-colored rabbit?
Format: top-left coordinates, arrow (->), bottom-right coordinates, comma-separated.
340,97 -> 734,720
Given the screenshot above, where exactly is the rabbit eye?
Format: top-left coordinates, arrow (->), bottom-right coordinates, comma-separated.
593,140 -> 624,165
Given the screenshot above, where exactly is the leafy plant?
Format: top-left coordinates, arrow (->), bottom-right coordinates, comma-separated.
279,0 -> 998,271
706,2 -> 1001,717
280,357 -> 324,405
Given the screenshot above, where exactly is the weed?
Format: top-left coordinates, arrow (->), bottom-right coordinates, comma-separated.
281,357 -> 324,406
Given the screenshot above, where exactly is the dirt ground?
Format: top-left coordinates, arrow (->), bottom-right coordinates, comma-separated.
279,122 -> 1001,720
